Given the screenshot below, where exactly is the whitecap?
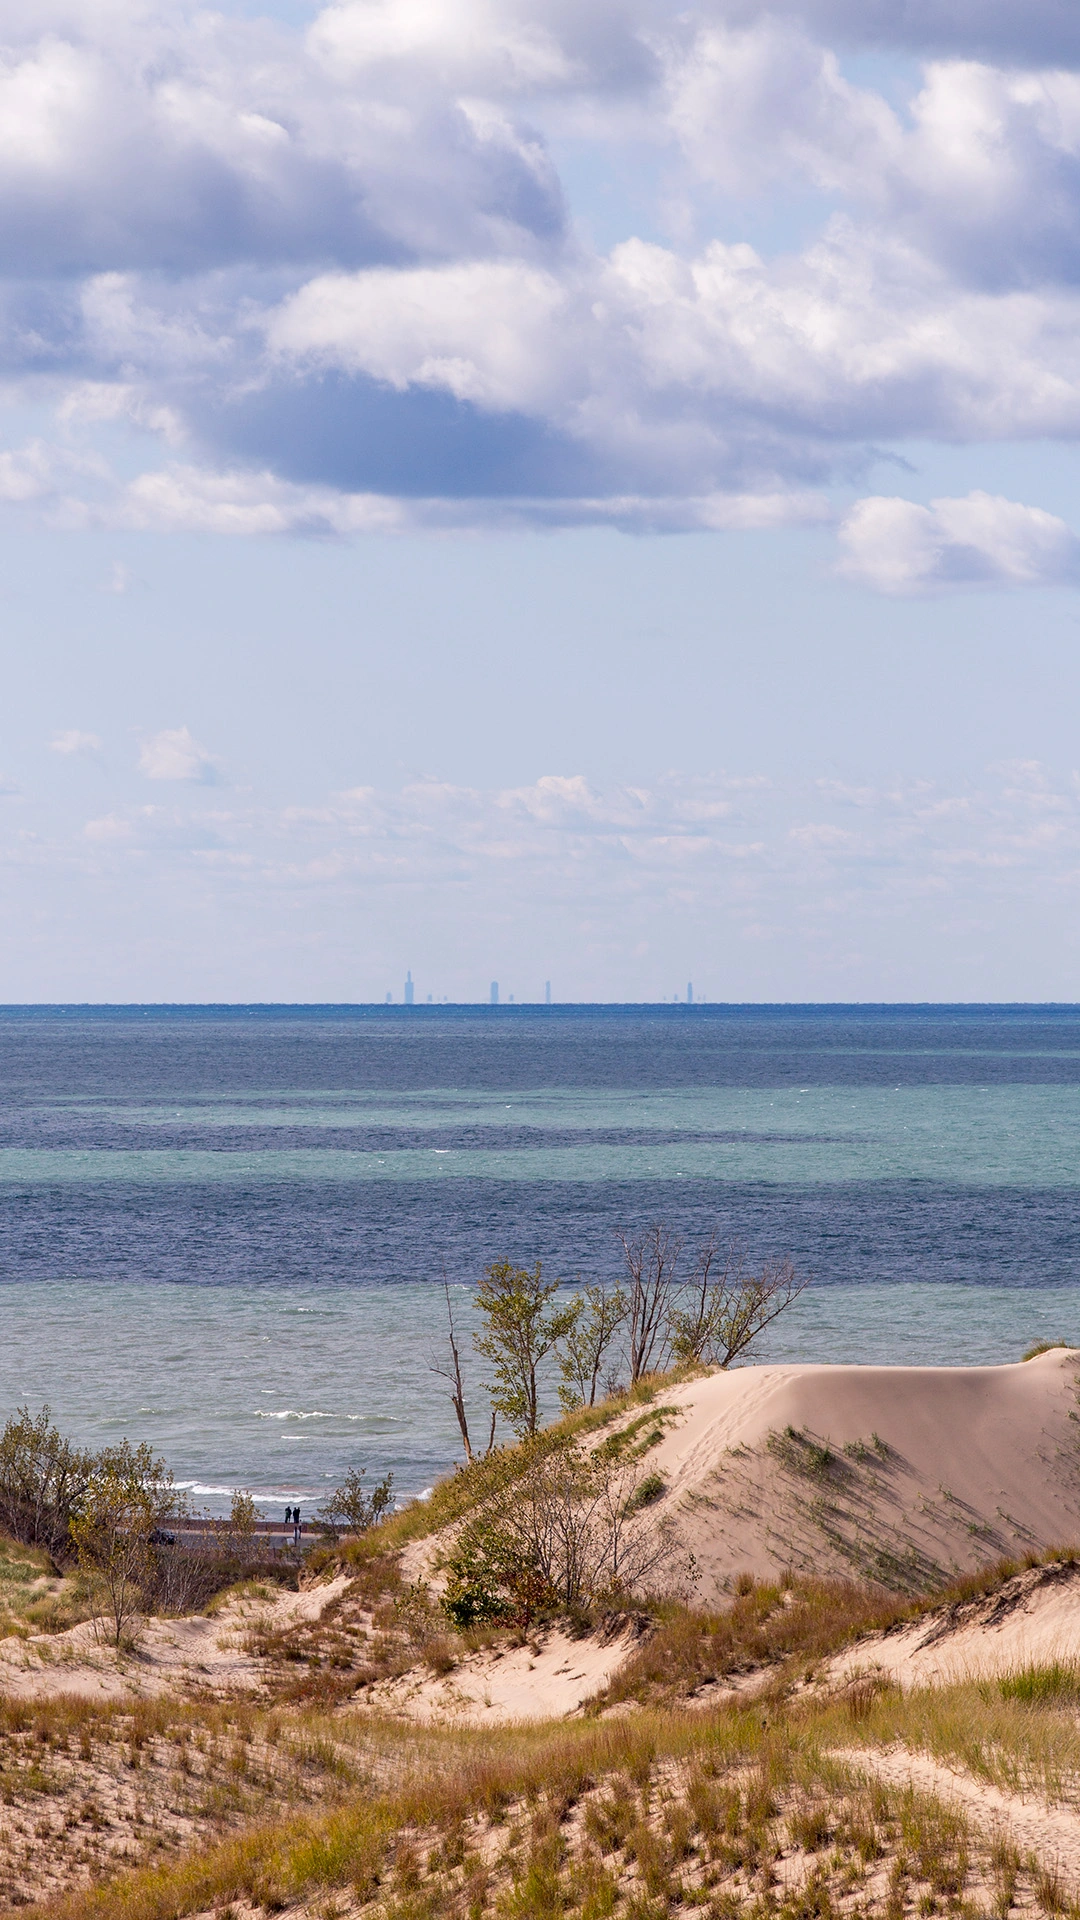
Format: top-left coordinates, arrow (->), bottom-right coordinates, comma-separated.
254,1409 -> 337,1420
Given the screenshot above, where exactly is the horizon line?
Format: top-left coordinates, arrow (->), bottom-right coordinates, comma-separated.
0,1000 -> 1077,1014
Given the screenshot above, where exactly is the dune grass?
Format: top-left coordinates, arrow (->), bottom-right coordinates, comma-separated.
832,1663 -> 1080,1808
8,1376 -> 1080,1919
22,1672 -> 1076,1920
0,1538 -> 89,1638
358,1372 -> 697,1560
18,1545 -> 1080,1919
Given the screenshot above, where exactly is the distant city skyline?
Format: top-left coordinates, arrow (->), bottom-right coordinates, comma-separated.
389,978 -> 699,1006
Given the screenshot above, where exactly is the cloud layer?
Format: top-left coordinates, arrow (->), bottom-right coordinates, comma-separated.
138,726 -> 218,782
3,755 -> 1078,998
1,0 -> 1080,580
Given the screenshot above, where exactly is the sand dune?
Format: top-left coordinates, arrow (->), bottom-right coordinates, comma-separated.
641,1346 -> 1080,1596
835,1558 -> 1080,1689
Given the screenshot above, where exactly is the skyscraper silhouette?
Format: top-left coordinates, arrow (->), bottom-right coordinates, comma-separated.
404,971 -> 414,1006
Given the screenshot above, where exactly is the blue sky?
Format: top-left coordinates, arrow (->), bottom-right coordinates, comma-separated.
2,0 -> 1080,1001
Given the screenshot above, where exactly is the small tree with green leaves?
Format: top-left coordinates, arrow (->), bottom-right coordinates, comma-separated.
473,1260 -> 578,1437
0,1405 -> 95,1561
317,1467 -> 394,1542
204,1488 -> 260,1569
558,1284 -> 628,1411
69,1439 -> 182,1648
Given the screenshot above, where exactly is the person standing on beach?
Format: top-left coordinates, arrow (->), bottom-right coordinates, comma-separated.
293,1507 -> 301,1547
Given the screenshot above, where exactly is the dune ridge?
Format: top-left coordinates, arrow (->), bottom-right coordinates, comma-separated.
641,1346 -> 1080,1595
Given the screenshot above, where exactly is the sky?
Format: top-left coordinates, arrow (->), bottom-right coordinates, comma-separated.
3,0 -> 1080,1001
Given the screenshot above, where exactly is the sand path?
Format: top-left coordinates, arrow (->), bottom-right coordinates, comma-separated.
842,1746 -> 1080,1885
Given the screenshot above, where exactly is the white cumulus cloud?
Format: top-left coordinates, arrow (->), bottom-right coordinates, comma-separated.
836,491 -> 1080,593
51,729 -> 102,754
0,0 -> 1075,537
137,725 -> 218,782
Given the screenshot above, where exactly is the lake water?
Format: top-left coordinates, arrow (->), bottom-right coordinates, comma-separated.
2,1003 -> 1079,1511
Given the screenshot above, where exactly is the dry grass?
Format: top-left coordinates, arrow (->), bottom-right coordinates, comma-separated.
597,1553 -> 1080,1712
0,1692 -> 372,1909
596,1577 -> 908,1707
17,1684 -> 1077,1920
832,1666 -> 1080,1807
242,1566 -> 454,1710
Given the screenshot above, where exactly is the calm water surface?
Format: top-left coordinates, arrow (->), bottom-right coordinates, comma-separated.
2,1004 -> 1078,1510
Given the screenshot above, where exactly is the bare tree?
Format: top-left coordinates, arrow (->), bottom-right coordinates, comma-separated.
667,1232 -> 726,1364
669,1241 -> 809,1368
620,1224 -> 682,1381
557,1284 -> 628,1410
430,1280 -> 476,1461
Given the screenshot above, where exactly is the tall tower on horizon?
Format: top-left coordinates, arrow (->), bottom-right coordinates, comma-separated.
404,970 -> 414,1006
490,980 -> 499,1005
687,981 -> 693,1004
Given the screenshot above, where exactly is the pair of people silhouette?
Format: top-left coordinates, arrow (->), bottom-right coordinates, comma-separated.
284,1505 -> 302,1529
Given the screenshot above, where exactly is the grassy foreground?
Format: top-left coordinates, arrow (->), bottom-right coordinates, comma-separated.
1,1555 -> 1079,1919
16,1641 -> 1080,1920
5,1369 -> 1080,1920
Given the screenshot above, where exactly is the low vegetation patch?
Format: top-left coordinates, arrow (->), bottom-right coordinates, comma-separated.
20,1670 -> 1080,1920
0,1538 -> 89,1639
5,1302 -> 1080,1918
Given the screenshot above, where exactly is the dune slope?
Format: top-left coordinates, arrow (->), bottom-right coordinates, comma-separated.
835,1557 -> 1080,1687
642,1346 -> 1080,1594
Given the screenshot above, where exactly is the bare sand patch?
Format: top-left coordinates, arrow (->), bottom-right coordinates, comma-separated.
0,1574 -> 352,1702
359,1616 -> 645,1724
832,1559 -> 1080,1690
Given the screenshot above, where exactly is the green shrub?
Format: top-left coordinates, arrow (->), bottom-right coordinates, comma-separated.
625,1474 -> 666,1513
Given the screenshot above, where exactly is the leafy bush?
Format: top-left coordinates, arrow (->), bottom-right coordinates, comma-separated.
317,1468 -> 394,1541
441,1442 -> 684,1629
0,1405 -> 96,1561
